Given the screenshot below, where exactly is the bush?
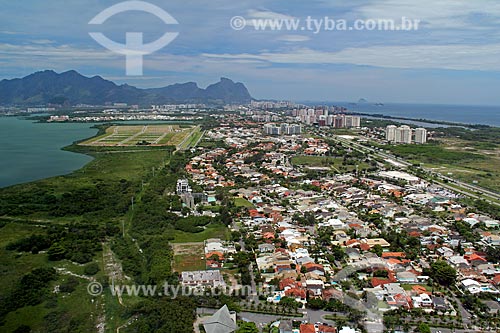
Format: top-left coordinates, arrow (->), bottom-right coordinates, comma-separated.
59,276 -> 79,293
83,262 -> 100,276
13,325 -> 31,333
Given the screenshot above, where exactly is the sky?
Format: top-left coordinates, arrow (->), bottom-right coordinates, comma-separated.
1,0 -> 500,105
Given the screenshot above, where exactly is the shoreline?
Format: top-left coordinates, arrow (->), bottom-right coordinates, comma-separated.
347,111 -> 495,128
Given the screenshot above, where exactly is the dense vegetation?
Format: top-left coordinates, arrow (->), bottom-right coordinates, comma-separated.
123,297 -> 197,333
0,142 -> 205,331
0,267 -> 57,322
0,179 -> 137,218
434,126 -> 500,145
6,222 -> 118,263
386,143 -> 484,164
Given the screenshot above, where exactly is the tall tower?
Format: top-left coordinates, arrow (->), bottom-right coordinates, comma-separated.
386,125 -> 397,142
414,128 -> 427,144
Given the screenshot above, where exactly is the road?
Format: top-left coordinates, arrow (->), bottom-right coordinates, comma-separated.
232,220 -> 259,303
331,135 -> 500,206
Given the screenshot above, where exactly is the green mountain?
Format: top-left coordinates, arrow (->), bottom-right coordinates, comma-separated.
0,70 -> 253,106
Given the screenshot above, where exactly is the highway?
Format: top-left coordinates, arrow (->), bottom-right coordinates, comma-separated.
328,134 -> 500,206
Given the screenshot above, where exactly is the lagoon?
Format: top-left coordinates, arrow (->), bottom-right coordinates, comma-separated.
0,116 -> 98,188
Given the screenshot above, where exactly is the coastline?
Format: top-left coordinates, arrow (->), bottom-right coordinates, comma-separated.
347,111 -> 495,128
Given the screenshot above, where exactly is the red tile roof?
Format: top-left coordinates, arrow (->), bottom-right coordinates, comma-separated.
360,243 -> 371,251
318,325 -> 337,333
300,323 -> 316,333
371,277 -> 391,287
285,288 -> 307,299
382,252 -> 406,258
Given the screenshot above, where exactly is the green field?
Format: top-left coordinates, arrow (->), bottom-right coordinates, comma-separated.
291,155 -> 333,167
172,243 -> 206,272
383,141 -> 500,193
0,124 -> 214,332
171,223 -> 229,243
177,126 -> 203,150
80,124 -> 196,147
291,155 -> 370,173
234,197 -> 254,208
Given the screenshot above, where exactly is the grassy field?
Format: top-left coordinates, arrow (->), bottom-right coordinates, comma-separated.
291,155 -> 338,167
234,197 -> 254,208
0,149 -> 169,222
171,223 -> 229,243
172,243 -> 206,272
177,126 -> 203,150
384,141 -> 500,193
79,124 -> 195,147
0,222 -> 47,296
426,161 -> 499,193
291,155 -> 370,173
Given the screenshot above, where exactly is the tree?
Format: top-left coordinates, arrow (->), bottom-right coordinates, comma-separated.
59,276 -> 79,293
236,321 -> 258,333
83,262 -> 99,276
417,322 -> 431,333
307,297 -> 326,310
279,297 -> 300,311
13,325 -> 31,333
431,260 -> 457,286
47,242 -> 67,261
209,254 -> 220,262
371,244 -> 383,257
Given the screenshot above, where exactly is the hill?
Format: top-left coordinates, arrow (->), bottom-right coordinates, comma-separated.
0,70 -> 253,105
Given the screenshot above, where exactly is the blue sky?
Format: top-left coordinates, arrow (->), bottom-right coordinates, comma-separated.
1,0 -> 500,105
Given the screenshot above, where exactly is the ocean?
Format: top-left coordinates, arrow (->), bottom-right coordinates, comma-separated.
315,102 -> 500,127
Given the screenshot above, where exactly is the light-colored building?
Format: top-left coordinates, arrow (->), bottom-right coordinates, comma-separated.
176,179 -> 191,194
414,128 -> 427,144
264,123 -> 301,135
397,125 -> 412,144
386,125 -> 427,144
181,270 -> 226,288
386,125 -> 397,142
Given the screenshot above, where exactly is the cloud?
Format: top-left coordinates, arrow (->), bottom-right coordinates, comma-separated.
203,43 -> 500,71
0,43 -> 115,60
276,35 -> 310,42
0,30 -> 26,35
246,9 -> 295,20
30,39 -> 56,45
352,0 -> 500,30
242,8 -> 296,29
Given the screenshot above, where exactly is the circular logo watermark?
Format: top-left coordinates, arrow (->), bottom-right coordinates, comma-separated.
230,16 -> 246,30
87,281 -> 103,296
88,1 -> 179,76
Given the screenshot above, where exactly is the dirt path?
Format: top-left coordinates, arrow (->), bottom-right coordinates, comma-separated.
102,242 -> 128,306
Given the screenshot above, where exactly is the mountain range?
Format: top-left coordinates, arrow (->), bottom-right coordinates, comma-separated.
0,70 -> 253,106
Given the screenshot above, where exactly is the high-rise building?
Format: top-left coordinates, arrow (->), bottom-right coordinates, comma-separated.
397,125 -> 412,144
387,125 -> 426,144
386,125 -> 397,142
414,128 -> 427,144
333,115 -> 344,128
264,123 -> 301,135
351,116 -> 361,127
